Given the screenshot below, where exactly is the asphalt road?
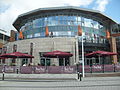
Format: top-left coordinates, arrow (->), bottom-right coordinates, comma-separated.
0,77 -> 120,90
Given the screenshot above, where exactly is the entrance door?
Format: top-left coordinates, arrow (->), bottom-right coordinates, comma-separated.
86,58 -> 93,66
59,58 -> 70,66
86,58 -> 97,65
40,58 -> 50,66
59,58 -> 64,66
22,59 -> 28,66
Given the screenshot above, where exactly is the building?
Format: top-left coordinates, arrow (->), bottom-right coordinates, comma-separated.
112,24 -> 120,62
3,6 -> 120,66
0,29 -> 10,65
0,29 -> 9,51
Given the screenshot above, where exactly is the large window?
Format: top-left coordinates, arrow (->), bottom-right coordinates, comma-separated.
19,14 -> 106,43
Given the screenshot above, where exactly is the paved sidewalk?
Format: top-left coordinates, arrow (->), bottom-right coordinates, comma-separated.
0,73 -> 77,80
0,77 -> 120,90
0,72 -> 120,80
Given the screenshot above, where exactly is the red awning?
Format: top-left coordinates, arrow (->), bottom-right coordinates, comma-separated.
0,52 -> 34,58
43,50 -> 73,58
85,51 -> 117,57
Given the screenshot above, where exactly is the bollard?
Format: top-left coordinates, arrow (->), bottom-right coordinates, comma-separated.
79,73 -> 82,81
2,71 -> 5,80
77,72 -> 80,79
90,64 -> 92,73
17,68 -> 19,74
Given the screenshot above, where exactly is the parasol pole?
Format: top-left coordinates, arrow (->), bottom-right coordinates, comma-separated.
45,58 -> 46,67
98,55 -> 101,65
64,58 -> 65,66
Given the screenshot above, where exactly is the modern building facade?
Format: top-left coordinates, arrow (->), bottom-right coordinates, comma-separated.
0,29 -> 10,65
3,6 -> 120,66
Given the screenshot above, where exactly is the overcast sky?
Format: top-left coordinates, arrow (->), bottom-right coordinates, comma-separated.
0,0 -> 119,36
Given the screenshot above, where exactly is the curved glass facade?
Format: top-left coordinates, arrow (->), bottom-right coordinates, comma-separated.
20,15 -> 106,44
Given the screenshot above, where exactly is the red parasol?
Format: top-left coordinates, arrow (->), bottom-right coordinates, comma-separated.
0,52 -> 34,58
85,50 -> 117,57
43,50 -> 73,58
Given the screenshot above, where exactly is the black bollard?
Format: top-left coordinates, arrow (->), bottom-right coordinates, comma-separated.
79,73 -> 82,81
90,64 -> 92,73
17,68 -> 19,74
2,71 -> 4,80
77,72 -> 80,79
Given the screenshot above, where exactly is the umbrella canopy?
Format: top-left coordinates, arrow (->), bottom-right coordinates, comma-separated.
0,52 -> 34,58
0,57 -> 6,59
43,50 -> 73,58
85,50 -> 117,57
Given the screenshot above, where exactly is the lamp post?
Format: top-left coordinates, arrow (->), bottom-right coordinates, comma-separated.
81,33 -> 85,77
78,21 -> 85,77
81,18 -> 85,78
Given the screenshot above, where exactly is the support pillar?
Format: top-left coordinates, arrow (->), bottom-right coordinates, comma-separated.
110,37 -> 118,64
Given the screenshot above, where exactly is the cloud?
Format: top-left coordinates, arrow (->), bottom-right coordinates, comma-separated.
0,0 -> 94,35
93,0 -> 109,12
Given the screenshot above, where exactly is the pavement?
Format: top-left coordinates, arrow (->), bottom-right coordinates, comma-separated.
0,73 -> 76,80
0,77 -> 120,90
0,72 -> 120,80
86,72 -> 120,77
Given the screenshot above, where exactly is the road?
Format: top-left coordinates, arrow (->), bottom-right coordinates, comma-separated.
0,77 -> 120,90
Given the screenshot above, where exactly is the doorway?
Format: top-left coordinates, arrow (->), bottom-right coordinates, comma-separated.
59,57 -> 70,66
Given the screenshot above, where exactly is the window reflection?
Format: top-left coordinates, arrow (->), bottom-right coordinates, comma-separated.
19,14 -> 106,43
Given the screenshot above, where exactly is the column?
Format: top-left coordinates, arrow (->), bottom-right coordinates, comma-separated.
110,37 -> 118,64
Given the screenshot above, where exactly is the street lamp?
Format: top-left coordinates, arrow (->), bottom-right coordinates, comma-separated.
81,32 -> 85,77
78,23 -> 85,77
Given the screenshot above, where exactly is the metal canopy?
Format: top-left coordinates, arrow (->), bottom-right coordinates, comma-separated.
13,6 -> 117,31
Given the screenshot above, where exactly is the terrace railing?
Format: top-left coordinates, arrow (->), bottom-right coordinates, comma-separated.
0,64 -> 120,74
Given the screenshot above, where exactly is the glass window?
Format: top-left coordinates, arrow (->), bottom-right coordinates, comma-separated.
63,21 -> 67,25
48,16 -> 57,26
78,21 -> 81,25
22,59 -> 28,66
74,21 -> 78,25
67,21 -> 71,25
98,22 -> 104,29
60,20 -> 64,25
68,16 -> 72,20
55,16 -> 58,20
84,18 -> 92,27
71,16 -> 77,21
48,16 -> 52,21
59,16 -> 63,21
78,16 -> 81,21
34,33 -> 40,37
63,16 -> 67,20
53,32 -> 59,36
68,31 -> 72,36
40,32 -> 45,37
33,19 -> 41,28
40,58 -> 50,66
27,34 -> 33,38
92,20 -> 99,29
